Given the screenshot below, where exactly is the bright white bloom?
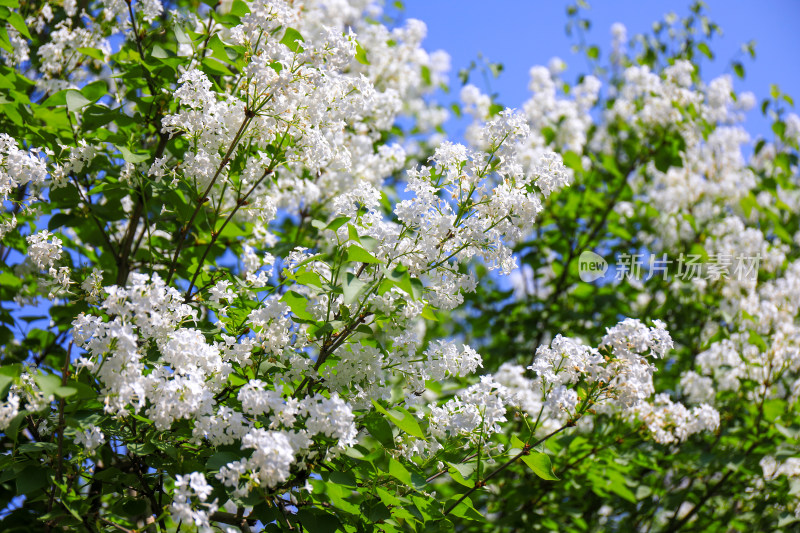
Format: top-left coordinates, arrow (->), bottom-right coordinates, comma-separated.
74,426 -> 105,453
171,472 -> 218,532
0,392 -> 20,431
26,230 -> 62,270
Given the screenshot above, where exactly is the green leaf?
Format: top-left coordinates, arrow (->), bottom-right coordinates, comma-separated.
295,271 -> 323,289
774,223 -> 793,245
389,458 -> 413,485
0,28 -> 12,54
16,465 -> 49,495
54,385 -> 77,398
421,64 -> 432,85
207,451 -> 240,471
227,0 -> 250,16
420,305 -> 438,321
355,41 -> 369,65
280,27 -> 305,52
372,400 -> 425,439
698,42 -> 713,59
174,25 -> 191,45
66,90 -> 91,113
445,496 -> 485,522
116,145 -> 150,164
296,508 -> 340,533
748,330 -> 768,352
77,47 -> 107,61
0,363 -> 21,396
128,442 -> 155,455
740,193 -> 757,218
17,442 -> 57,454
48,212 -> 80,231
606,473 -> 637,503
521,451 -> 559,480
111,497 -> 149,518
384,265 -> 415,297
34,372 -> 61,400
360,498 -> 391,523
773,120 -> 786,139
281,290 -> 316,321
763,399 -> 786,422
345,245 -> 380,264
202,57 -> 234,76
447,462 -> 475,488
6,11 -> 30,39
342,272 -> 367,305
82,80 -> 108,101
326,216 -> 351,231
347,223 -> 360,243
562,151 -> 583,172
364,412 -> 395,448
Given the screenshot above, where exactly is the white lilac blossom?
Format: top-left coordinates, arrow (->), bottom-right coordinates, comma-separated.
0,135 -> 49,200
170,473 -> 218,532
518,319 -> 718,444
74,426 -> 105,453
629,394 -> 720,445
26,230 -> 62,270
0,392 -> 20,431
428,376 -> 516,442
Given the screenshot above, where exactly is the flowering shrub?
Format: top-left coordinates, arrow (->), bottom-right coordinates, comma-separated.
0,0 -> 797,531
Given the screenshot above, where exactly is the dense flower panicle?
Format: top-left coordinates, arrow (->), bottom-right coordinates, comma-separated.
0,392 -> 20,431
170,473 -> 218,532
628,394 -> 720,445
423,341 -> 483,382
520,319 -> 719,443
0,135 -> 49,200
35,20 -> 110,93
428,377 -> 515,442
530,334 -> 604,386
26,230 -> 62,270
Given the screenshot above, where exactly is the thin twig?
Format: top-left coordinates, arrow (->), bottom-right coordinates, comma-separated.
166,114 -> 253,284
46,342 -> 73,532
443,424 -> 570,516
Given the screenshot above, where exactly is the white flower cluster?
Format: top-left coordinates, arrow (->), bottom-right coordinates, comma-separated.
760,455 -> 800,481
0,368 -> 56,431
215,392 -> 357,495
506,37 -> 798,433
686,258 -> 800,404
0,134 -> 49,201
26,230 -> 62,270
74,425 -> 105,453
500,319 -> 718,444
757,455 -> 800,519
396,319 -> 718,457
159,0 -> 449,244
0,391 -> 20,431
35,19 -> 110,93
170,472 -> 218,533
71,273 -> 361,495
428,376 -> 515,443
628,393 -> 720,445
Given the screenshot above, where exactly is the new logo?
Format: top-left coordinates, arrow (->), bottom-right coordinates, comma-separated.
578,251 -> 608,282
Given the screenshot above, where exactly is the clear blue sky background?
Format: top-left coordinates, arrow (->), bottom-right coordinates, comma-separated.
403,0 -> 800,139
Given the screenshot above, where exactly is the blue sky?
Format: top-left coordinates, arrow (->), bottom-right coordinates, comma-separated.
403,0 -> 800,139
